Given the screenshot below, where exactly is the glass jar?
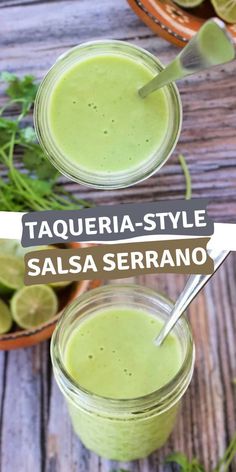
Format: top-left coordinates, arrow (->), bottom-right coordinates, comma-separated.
34,40 -> 182,189
51,284 -> 195,461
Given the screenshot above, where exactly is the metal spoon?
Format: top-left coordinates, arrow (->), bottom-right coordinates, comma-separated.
139,18 -> 235,99
155,249 -> 230,346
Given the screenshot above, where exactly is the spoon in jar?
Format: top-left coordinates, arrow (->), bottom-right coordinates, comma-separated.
155,249 -> 230,346
139,18 -> 235,99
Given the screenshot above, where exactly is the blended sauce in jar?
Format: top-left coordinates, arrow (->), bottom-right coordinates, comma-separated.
48,54 -> 169,175
65,306 -> 182,398
63,306 -> 184,460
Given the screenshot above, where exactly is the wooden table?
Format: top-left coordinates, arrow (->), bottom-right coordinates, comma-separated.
1,1 -> 236,471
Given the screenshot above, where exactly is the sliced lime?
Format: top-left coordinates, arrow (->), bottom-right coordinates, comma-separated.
0,241 -> 72,290
0,240 -> 54,259
0,299 -> 13,334
211,0 -> 236,23
11,285 -> 58,329
0,255 -> 25,295
174,0 -> 204,7
0,240 -> 23,257
32,245 -> 72,289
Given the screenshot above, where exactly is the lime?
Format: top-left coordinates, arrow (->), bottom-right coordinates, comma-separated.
33,245 -> 72,290
0,240 -> 53,259
0,242 -> 72,291
174,0 -> 204,7
27,245 -> 71,290
0,255 -> 25,295
0,240 -> 23,257
11,285 -> 58,329
211,0 -> 236,23
0,299 -> 13,334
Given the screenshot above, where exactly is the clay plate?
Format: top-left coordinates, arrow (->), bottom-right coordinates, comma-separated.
128,0 -> 236,47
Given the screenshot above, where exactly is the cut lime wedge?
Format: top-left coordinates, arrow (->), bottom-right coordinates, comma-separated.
11,285 -> 58,329
0,255 -> 25,295
0,299 -> 13,334
211,0 -> 236,23
174,0 -> 204,8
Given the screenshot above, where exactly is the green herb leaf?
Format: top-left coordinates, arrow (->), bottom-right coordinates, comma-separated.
165,452 -> 205,472
5,74 -> 38,114
0,71 -> 91,212
213,432 -> 236,471
191,459 -> 205,471
23,144 -> 58,180
20,126 -> 36,143
0,118 -> 18,133
111,469 -> 130,472
0,178 -> 24,211
0,71 -> 16,83
166,452 -> 191,470
0,118 -> 18,147
20,174 -> 53,197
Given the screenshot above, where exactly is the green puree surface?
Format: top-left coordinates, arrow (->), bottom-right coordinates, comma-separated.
49,54 -> 169,174
64,307 -> 182,399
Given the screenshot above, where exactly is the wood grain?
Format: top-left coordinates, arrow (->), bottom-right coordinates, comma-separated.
0,0 -> 236,471
1,0 -> 236,221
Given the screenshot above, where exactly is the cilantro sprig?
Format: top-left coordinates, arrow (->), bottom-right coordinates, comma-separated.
111,432 -> 236,471
166,432 -> 236,471
0,72 -> 91,211
111,470 -> 129,472
166,452 -> 206,471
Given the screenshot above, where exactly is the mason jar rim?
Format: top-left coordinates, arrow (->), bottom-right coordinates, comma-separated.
51,284 -> 195,416
34,40 -> 182,190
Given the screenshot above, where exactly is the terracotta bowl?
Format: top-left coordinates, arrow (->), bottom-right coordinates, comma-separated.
128,0 -> 236,47
0,243 -> 101,350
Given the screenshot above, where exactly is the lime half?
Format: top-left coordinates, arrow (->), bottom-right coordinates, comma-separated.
27,244 -> 71,290
36,245 -> 72,289
0,255 -> 25,295
211,0 -> 236,23
0,241 -> 72,290
0,299 -> 13,334
0,240 -> 24,257
11,285 -> 58,329
49,280 -> 72,290
174,0 -> 204,8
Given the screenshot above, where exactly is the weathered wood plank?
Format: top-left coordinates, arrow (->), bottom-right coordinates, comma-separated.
1,0 -> 149,61
0,351 -> 6,471
0,345 -> 43,471
46,376 -> 100,472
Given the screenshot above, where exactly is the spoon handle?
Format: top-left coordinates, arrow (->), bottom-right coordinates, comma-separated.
139,59 -> 182,98
139,18 -> 235,99
155,249 -> 230,346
